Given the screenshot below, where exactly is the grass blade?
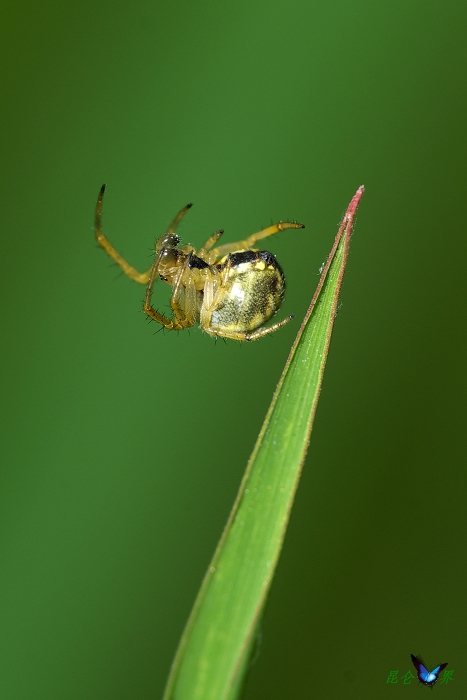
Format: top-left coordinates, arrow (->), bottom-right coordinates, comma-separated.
162,186 -> 364,700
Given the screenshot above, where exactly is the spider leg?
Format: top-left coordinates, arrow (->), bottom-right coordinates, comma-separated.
182,273 -> 198,326
209,221 -> 305,262
202,315 -> 294,342
167,202 -> 193,233
169,253 -> 196,327
95,185 -> 152,284
197,229 -> 224,261
143,250 -> 184,329
201,257 -> 232,313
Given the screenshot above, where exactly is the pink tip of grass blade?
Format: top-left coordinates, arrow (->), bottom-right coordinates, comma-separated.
345,185 -> 365,222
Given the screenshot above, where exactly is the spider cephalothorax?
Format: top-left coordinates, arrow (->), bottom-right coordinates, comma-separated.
95,185 -> 304,341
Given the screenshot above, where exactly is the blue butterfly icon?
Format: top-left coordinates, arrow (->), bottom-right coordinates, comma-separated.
411,654 -> 448,688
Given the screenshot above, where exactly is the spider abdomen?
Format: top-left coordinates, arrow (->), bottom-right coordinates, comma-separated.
210,251 -> 286,333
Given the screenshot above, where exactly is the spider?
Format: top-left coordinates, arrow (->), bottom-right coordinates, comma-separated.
94,185 -> 305,342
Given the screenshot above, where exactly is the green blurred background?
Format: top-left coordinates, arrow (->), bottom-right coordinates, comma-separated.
0,0 -> 465,698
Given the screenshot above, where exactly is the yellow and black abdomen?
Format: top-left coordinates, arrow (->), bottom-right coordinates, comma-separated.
210,251 -> 286,333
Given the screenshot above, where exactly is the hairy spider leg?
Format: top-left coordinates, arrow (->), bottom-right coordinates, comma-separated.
95,185 -> 152,284
143,249 -> 197,330
142,249 -> 183,329
208,221 -> 305,263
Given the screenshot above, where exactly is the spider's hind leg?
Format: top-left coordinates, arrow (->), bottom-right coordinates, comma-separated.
202,315 -> 294,342
210,220 -> 305,262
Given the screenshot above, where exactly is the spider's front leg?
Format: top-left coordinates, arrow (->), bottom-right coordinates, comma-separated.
95,185 -> 152,285
95,185 -> 194,285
